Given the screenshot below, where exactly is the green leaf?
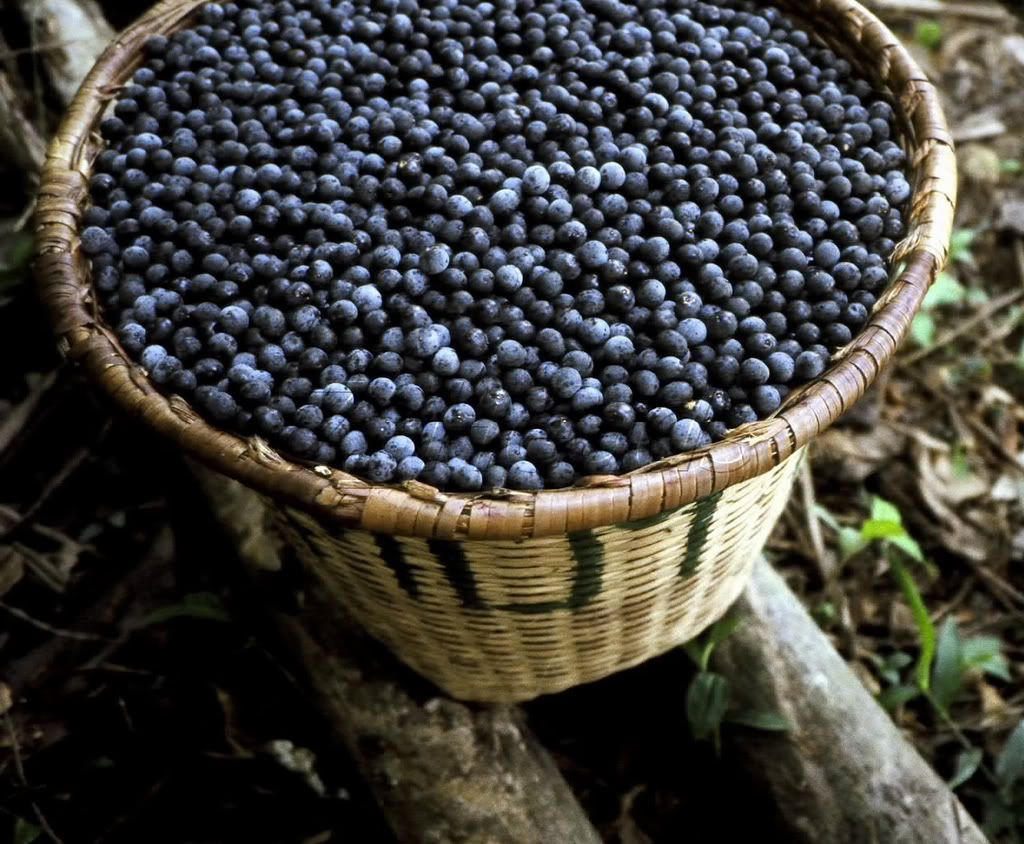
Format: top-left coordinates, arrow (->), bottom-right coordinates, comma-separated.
950,445 -> 972,479
966,288 -> 991,306
859,497 -> 930,569
13,818 -> 41,844
871,496 -> 903,525
814,504 -> 841,533
931,617 -> 964,712
995,719 -> 1024,793
979,790 -> 1017,838
684,614 -> 743,671
0,232 -> 34,299
949,229 -> 977,266
914,20 -> 943,50
878,683 -> 921,711
700,614 -> 743,669
137,592 -> 230,628
922,272 -> 966,309
889,550 -> 936,694
726,708 -> 790,732
838,527 -> 869,561
877,651 -> 913,686
949,747 -> 984,790
813,601 -> 837,626
8,232 -> 34,270
814,506 -> 868,560
682,640 -> 704,667
686,671 -> 730,741
1001,158 -> 1023,175
887,651 -> 915,670
911,313 -> 936,347
963,635 -> 1012,682
862,519 -> 907,540
890,532 -> 926,565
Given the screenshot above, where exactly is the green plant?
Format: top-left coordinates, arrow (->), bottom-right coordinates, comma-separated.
982,720 -> 1024,840
909,229 -> 987,348
12,818 -> 40,844
910,272 -> 988,348
813,504 -> 866,561
0,231 -> 33,308
948,228 -> 977,266
869,651 -> 919,712
932,617 -> 1011,713
818,496 -> 1022,837
682,615 -> 788,751
914,20 -> 943,50
136,591 -> 230,627
950,444 -> 972,479
856,497 -> 942,700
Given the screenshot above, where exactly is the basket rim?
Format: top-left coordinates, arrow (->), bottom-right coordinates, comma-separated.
33,0 -> 957,541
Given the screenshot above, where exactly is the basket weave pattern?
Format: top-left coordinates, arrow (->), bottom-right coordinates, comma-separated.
34,0 -> 955,701
276,453 -> 800,700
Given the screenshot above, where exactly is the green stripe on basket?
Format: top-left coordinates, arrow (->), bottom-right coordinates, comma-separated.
616,508 -> 677,532
428,538 -> 485,609
501,529 -> 604,614
376,534 -> 420,599
567,529 -> 604,608
680,491 -> 724,578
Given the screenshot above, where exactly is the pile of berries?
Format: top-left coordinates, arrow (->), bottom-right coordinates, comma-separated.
83,0 -> 910,491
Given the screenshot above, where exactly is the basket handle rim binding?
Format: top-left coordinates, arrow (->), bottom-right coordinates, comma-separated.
32,0 -> 957,541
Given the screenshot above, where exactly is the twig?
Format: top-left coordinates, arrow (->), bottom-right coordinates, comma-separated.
0,372 -> 58,456
0,600 -> 105,641
0,436 -> 100,544
0,546 -> 25,599
0,37 -> 99,61
977,308 -> 1024,351
932,576 -> 978,624
900,287 -> 1024,367
1,528 -> 175,706
14,0 -> 113,107
800,461 -> 858,655
859,0 -> 1012,22
964,414 -> 1024,477
93,776 -> 168,844
4,712 -> 64,844
952,118 -> 1007,146
0,69 -> 46,175
800,460 -> 833,581
0,508 -> 93,584
8,543 -> 68,594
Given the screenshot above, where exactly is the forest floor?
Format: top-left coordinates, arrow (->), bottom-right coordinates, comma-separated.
2,2 -> 1024,843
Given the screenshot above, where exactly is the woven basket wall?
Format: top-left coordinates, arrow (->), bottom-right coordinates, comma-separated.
34,0 -> 955,702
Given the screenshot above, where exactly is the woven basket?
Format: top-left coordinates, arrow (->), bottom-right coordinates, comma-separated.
34,0 -> 955,702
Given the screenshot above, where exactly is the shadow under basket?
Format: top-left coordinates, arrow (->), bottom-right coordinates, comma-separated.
34,0 -> 956,702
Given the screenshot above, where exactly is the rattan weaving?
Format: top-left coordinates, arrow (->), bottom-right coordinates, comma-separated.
34,0 -> 955,701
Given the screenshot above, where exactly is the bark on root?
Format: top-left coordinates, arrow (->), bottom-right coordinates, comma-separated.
192,466 -> 602,844
714,559 -> 990,844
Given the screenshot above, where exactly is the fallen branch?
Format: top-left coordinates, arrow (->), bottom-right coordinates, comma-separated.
192,467 -> 602,844
713,560 -> 989,844
859,0 -> 1012,23
0,527 -> 176,709
899,286 -> 1024,368
0,65 -> 45,175
14,0 -> 112,106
